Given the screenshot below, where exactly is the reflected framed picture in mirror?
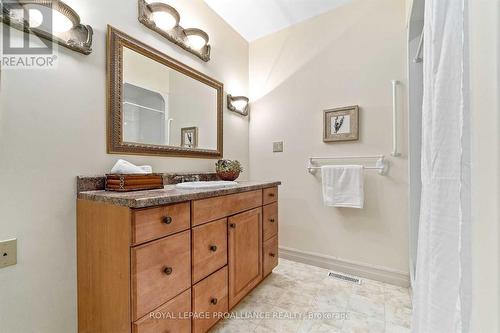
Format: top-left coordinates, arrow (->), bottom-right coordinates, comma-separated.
107,26 -> 223,158
181,127 -> 198,148
323,105 -> 359,142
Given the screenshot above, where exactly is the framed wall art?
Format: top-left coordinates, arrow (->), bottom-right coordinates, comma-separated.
181,127 -> 198,148
323,105 -> 359,142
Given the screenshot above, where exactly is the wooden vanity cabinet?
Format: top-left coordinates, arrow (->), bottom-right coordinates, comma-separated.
77,186 -> 279,333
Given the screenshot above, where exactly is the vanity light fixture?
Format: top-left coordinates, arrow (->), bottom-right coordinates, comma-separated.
0,0 -> 93,55
138,0 -> 211,62
227,94 -> 250,116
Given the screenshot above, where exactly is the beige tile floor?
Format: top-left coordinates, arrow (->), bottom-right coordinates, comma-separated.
211,259 -> 412,333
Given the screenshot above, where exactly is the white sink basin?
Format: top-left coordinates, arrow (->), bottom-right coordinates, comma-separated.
175,181 -> 238,190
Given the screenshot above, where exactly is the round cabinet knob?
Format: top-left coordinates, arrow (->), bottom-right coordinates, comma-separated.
269,193 -> 275,197
229,223 -> 236,228
162,216 -> 173,224
210,298 -> 218,305
269,253 -> 276,257
269,218 -> 275,223
209,245 -> 218,252
163,266 -> 173,275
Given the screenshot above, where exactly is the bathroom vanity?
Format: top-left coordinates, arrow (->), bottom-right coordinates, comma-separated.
76,180 -> 280,333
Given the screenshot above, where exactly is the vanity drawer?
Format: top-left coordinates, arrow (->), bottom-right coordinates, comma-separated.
263,187 -> 278,205
132,202 -> 190,245
131,231 -> 191,321
132,289 -> 191,333
263,235 -> 279,277
263,202 -> 278,241
192,218 -> 228,283
192,266 -> 228,333
192,190 -> 262,226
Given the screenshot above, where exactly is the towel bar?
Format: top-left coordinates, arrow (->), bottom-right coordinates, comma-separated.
307,156 -> 388,175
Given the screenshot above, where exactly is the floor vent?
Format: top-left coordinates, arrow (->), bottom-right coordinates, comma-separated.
328,272 -> 362,285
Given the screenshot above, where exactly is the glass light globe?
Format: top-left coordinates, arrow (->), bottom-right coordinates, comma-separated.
28,9 -> 43,28
232,100 -> 248,111
186,34 -> 206,50
52,9 -> 74,33
152,11 -> 177,31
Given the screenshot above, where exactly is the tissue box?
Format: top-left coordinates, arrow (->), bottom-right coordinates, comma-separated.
105,174 -> 164,192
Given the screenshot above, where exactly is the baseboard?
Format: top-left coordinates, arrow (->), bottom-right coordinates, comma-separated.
279,246 -> 410,287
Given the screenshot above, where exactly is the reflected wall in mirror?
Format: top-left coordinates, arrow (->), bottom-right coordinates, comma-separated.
107,26 -> 223,158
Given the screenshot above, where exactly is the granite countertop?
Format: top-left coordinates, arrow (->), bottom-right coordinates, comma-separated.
77,180 -> 281,208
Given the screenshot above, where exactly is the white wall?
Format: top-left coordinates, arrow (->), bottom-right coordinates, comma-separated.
249,0 -> 409,280
470,0 -> 500,332
0,0 -> 249,332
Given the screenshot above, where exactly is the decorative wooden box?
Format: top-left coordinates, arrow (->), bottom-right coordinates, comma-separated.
105,174 -> 163,192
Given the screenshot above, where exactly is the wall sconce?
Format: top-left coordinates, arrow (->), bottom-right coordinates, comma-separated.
138,0 -> 210,62
0,0 -> 93,55
227,94 -> 250,116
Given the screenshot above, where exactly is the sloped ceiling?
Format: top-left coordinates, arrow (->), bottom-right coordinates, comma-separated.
204,0 -> 351,41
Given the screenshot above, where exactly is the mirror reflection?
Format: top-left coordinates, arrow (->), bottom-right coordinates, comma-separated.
122,47 -> 218,150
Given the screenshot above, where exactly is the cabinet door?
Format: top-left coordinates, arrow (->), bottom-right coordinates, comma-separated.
228,207 -> 262,309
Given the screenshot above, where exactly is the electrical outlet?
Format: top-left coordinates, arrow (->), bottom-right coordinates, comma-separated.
0,239 -> 17,269
273,141 -> 284,152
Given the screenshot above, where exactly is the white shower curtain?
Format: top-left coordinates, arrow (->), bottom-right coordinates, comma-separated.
411,0 -> 471,332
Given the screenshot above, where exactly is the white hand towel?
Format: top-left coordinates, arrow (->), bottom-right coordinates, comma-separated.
110,159 -> 152,174
321,165 -> 364,208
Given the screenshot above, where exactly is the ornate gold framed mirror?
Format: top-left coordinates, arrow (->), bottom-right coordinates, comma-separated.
107,26 -> 223,158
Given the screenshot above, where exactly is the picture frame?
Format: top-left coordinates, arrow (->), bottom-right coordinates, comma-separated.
323,105 -> 359,142
181,127 -> 198,148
